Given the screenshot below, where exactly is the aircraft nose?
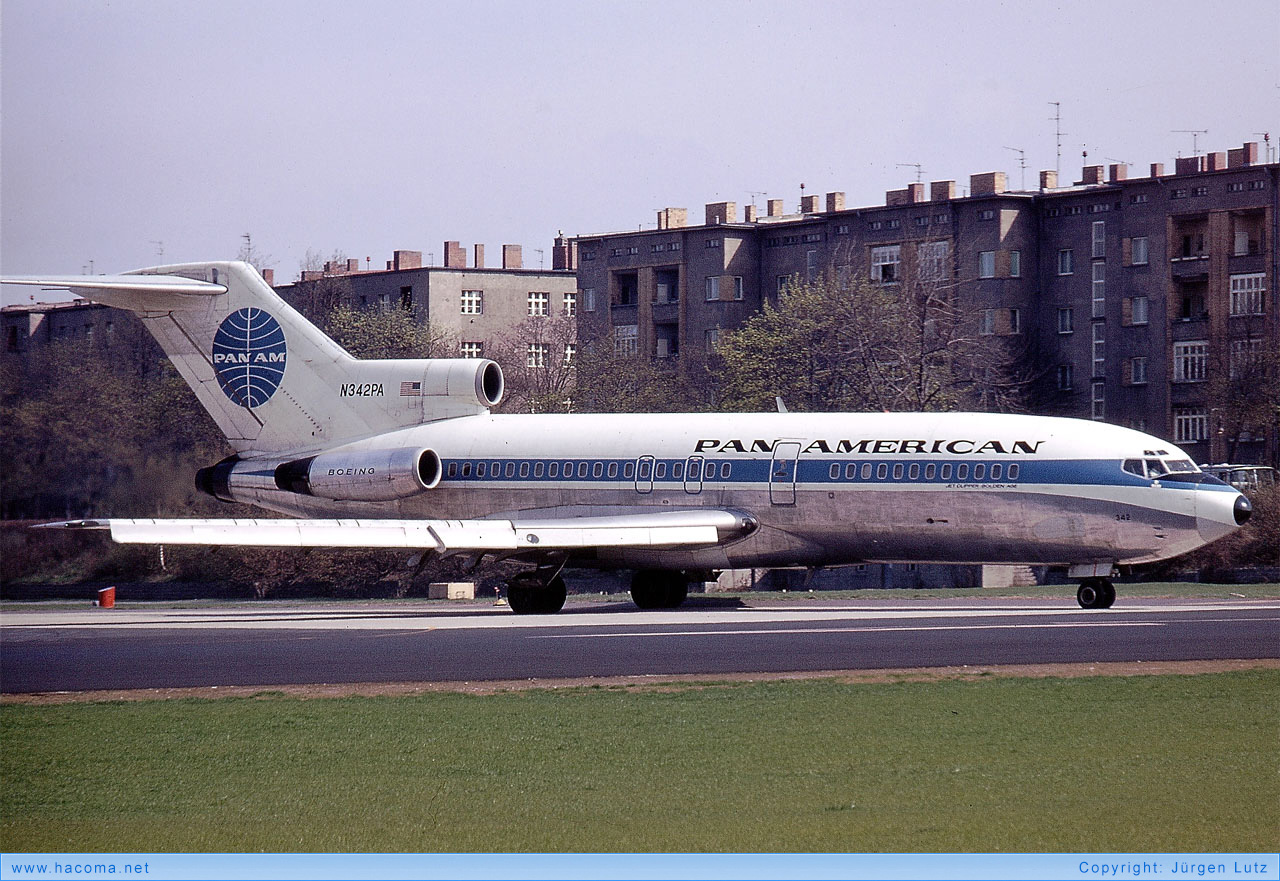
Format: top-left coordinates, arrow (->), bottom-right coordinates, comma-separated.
1196,490 -> 1250,544
1234,494 -> 1252,526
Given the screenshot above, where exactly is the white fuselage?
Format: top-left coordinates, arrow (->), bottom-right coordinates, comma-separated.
222,411 -> 1245,572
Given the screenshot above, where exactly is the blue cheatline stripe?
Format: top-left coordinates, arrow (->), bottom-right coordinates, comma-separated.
434,456 -> 1236,491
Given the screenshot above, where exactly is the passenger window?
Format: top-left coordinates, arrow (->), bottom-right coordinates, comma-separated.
656,462 -> 667,478
830,464 -> 840,480
462,463 -> 472,477
1008,464 -> 1019,480
534,462 -> 544,478
476,463 -> 486,478
549,463 -> 559,478
957,463 -> 969,480
974,463 -> 986,480
578,462 -> 589,478
941,463 -> 952,480
607,462 -> 618,479
592,462 -> 603,478
861,463 -> 872,480
447,462 -> 458,478
991,463 -> 1002,480
638,461 -> 650,479
908,463 -> 920,480
519,462 -> 530,478
505,462 -> 516,478
673,462 -> 684,479
925,463 -> 936,480
876,463 -> 887,480
845,463 -> 857,479
721,462 -> 732,479
688,461 -> 702,480
892,463 -> 904,480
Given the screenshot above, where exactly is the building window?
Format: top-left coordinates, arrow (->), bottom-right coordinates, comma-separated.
1010,250 -> 1021,278
1058,307 -> 1074,334
1130,193 -> 1149,204
1174,407 -> 1208,443
705,327 -> 721,352
978,251 -> 995,279
979,309 -> 995,336
1231,338 -> 1262,379
1008,308 -> 1021,334
1132,236 -> 1149,265
1191,186 -> 1208,197
1173,341 -> 1208,383
1092,324 -> 1105,378
978,209 -> 995,221
528,291 -> 549,316
563,343 -> 576,366
806,249 -> 818,282
1092,221 -> 1105,258
1057,364 -> 1074,390
582,288 -> 596,312
871,245 -> 900,283
1230,273 -> 1266,315
1058,249 -> 1073,275
705,276 -> 720,301
563,292 -> 577,317
461,341 -> 484,359
527,343 -> 549,368
733,276 -> 744,300
1131,296 -> 1149,325
705,238 -> 722,249
1091,382 -> 1105,420
917,241 -> 948,281
1091,262 -> 1106,318
1130,356 -> 1148,385
461,290 -> 483,315
400,286 -> 414,310
615,325 -> 638,356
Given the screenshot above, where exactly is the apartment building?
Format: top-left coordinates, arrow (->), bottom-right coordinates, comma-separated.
572,142 -> 1278,466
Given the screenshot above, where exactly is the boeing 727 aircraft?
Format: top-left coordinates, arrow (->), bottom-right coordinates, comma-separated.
5,261 -> 1253,613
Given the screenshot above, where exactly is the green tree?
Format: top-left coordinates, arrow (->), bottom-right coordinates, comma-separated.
324,304 -> 457,359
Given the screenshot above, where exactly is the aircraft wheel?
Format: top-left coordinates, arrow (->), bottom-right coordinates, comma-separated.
1076,578 -> 1111,610
507,573 -> 567,615
631,570 -> 688,610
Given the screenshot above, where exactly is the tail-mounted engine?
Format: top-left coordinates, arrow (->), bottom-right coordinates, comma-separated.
197,446 -> 442,504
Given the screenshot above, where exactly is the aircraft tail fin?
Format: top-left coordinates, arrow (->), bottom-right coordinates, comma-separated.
3,262 -> 503,455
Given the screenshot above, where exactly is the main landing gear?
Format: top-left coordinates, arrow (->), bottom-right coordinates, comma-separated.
1076,577 -> 1116,610
506,569 -> 567,615
630,569 -> 691,610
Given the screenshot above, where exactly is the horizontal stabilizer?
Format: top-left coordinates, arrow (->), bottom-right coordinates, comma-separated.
3,274 -> 227,297
39,510 -> 755,552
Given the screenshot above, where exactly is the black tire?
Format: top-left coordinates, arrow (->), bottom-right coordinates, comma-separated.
1077,580 -> 1102,609
631,570 -> 688,610
1098,581 -> 1117,609
507,573 -> 567,615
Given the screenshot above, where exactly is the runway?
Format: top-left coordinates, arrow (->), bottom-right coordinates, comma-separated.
2,596 -> 1277,694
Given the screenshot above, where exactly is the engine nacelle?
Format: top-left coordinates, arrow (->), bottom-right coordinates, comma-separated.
274,447 -> 441,502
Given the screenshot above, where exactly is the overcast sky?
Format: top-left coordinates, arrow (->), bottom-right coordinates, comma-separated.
3,0 -> 1278,304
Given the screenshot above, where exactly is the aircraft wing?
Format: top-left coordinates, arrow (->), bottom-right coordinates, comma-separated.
39,510 -> 756,552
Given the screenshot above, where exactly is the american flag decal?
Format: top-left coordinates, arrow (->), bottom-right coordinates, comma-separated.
400,381 -> 422,396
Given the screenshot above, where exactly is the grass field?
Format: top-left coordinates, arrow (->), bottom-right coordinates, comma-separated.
2,670 -> 1277,852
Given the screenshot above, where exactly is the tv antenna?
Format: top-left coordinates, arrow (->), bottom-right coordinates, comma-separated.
1173,129 -> 1208,156
1253,132 -> 1273,163
1003,147 -> 1026,190
896,163 -> 924,184
746,191 -> 767,210
535,248 -> 545,270
1049,102 -> 1065,177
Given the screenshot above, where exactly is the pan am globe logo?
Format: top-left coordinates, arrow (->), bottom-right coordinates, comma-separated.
212,308 -> 287,408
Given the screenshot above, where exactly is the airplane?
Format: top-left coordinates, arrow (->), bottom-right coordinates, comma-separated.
4,261 -> 1253,613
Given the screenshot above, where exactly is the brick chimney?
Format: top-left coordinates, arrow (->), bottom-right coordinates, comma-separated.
1039,170 -> 1058,190
969,172 -> 1007,196
885,188 -> 908,207
906,183 -> 925,204
1150,162 -> 1165,177
1108,164 -> 1127,183
744,204 -> 758,222
657,207 -> 687,230
1206,151 -> 1227,171
800,195 -> 819,213
262,268 -> 275,287
826,192 -> 845,212
472,244 -> 484,269
1080,165 -> 1105,185
1175,156 -> 1205,175
502,244 -> 522,270
767,199 -> 784,217
705,201 -> 737,225
931,180 -> 956,201
552,235 -> 576,271
443,242 -> 466,269
393,250 -> 422,271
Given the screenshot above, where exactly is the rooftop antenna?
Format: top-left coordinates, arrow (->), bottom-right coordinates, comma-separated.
1049,102 -> 1065,177
1253,132 -> 1273,163
535,248 -> 545,270
150,241 -> 164,260
896,162 -> 924,184
746,191 -> 767,210
1002,147 -> 1026,190
799,182 -> 806,206
1173,129 -> 1208,156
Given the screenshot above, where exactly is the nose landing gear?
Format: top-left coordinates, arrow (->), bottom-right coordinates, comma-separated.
630,569 -> 691,610
1076,577 -> 1116,609
506,570 -> 568,615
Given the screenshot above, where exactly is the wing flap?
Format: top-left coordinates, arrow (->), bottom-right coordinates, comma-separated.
40,511 -> 753,552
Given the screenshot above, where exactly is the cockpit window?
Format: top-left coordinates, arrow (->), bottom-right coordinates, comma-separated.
1145,459 -> 1168,477
1123,459 -> 1146,477
1164,459 -> 1197,473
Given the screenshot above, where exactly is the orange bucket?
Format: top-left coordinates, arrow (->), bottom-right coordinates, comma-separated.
97,586 -> 116,608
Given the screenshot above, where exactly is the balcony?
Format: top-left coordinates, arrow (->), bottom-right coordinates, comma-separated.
1169,255 -> 1209,279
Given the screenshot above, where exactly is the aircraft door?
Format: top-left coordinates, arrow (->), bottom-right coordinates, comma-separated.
769,442 -> 802,506
684,456 -> 704,494
635,455 -> 655,494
